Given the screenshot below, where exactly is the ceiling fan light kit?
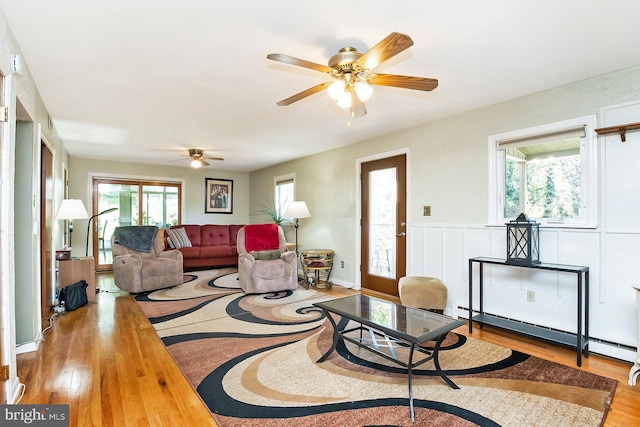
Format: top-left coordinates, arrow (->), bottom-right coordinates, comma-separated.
170,148 -> 224,168
267,32 -> 438,118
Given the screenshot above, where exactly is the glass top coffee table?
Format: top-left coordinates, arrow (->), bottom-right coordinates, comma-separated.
313,294 -> 464,422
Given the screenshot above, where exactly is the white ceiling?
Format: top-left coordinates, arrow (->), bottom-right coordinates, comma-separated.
1,1 -> 640,172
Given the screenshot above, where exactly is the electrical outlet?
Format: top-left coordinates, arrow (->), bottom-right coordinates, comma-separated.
526,290 -> 535,302
340,261 -> 344,268
423,206 -> 431,216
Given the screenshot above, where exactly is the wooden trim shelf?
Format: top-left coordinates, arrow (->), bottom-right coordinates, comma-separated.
595,122 -> 640,142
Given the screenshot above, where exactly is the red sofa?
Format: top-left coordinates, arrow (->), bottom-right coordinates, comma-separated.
164,224 -> 245,269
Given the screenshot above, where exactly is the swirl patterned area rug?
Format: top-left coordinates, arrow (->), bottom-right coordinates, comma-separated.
134,268 -> 617,427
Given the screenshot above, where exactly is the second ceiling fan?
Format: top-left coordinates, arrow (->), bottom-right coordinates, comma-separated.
173,148 -> 224,168
267,32 -> 438,118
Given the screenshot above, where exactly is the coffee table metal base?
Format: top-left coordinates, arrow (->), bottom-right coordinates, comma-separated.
317,309 -> 459,422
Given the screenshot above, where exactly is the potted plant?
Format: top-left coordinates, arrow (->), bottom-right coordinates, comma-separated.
251,199 -> 286,225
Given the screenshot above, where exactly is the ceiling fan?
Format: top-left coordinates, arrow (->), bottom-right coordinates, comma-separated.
267,32 -> 438,118
172,148 -> 224,168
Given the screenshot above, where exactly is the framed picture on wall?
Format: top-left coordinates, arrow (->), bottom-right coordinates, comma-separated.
205,178 -> 233,214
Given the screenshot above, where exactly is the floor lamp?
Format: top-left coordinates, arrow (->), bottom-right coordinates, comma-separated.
284,201 -> 311,282
86,208 -> 118,256
284,201 -> 311,254
55,199 -> 89,251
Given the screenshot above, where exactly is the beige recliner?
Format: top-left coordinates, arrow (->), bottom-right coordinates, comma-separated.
237,224 -> 298,294
112,227 -> 183,293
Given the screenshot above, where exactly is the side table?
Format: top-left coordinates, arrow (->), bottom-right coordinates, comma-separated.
58,256 -> 96,303
469,257 -> 589,366
301,249 -> 334,289
630,284 -> 640,386
286,242 -> 297,252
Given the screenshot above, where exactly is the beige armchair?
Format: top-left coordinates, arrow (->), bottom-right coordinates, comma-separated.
112,227 -> 183,293
237,224 -> 298,293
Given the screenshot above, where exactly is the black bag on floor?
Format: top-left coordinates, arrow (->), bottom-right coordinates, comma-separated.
59,280 -> 89,311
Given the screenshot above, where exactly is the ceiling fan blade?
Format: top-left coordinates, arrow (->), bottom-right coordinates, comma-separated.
350,91 -> 367,118
267,53 -> 334,74
201,159 -> 210,167
203,156 -> 224,161
366,73 -> 439,91
169,157 -> 190,162
355,32 -> 414,71
275,82 -> 331,106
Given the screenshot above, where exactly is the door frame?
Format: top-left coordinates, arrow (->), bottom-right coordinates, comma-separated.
88,173 -> 185,271
355,148 -> 410,290
40,139 -> 54,325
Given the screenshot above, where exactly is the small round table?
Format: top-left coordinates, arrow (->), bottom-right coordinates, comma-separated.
301,249 -> 334,289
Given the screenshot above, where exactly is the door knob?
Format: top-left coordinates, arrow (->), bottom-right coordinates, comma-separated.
396,232 -> 406,237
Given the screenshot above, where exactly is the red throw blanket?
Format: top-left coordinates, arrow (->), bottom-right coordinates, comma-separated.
244,224 -> 280,252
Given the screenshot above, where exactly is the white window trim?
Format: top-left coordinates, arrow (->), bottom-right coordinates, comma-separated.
488,115 -> 598,228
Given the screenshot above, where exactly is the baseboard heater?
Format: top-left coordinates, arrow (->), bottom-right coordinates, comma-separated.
456,305 -> 637,354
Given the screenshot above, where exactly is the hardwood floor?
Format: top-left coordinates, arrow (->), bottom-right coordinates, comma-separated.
17,274 -> 217,427
457,325 -> 640,427
16,275 -> 640,426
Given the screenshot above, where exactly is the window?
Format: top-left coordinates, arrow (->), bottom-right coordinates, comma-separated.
489,116 -> 597,227
274,174 -> 295,221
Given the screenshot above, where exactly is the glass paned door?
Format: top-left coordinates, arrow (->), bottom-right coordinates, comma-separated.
92,179 -> 181,270
361,154 -> 407,296
142,185 -> 179,227
368,167 -> 397,279
95,182 -> 139,268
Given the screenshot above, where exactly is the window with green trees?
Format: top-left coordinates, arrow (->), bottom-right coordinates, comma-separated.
503,138 -> 581,220
490,116 -> 597,228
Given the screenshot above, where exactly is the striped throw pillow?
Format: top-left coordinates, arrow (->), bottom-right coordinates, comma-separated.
166,227 -> 192,249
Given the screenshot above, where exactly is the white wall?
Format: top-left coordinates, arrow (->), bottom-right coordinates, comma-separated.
0,9 -> 69,403
250,67 -> 640,362
407,101 -> 640,362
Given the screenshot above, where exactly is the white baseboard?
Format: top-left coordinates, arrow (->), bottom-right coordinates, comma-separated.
16,340 -> 39,355
589,341 -> 636,363
329,278 -> 356,289
9,377 -> 24,404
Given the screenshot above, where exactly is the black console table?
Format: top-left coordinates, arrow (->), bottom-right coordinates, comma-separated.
468,257 -> 589,366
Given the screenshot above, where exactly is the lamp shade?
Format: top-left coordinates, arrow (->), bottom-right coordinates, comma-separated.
354,81 -> 373,101
284,201 -> 311,219
328,80 -> 346,100
55,199 -> 89,220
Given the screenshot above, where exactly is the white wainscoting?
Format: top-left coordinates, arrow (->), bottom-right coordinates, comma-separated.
408,223 -> 638,362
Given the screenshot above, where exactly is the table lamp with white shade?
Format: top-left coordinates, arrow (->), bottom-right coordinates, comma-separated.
55,199 -> 89,249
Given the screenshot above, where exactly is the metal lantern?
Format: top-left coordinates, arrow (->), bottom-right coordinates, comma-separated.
506,213 -> 540,266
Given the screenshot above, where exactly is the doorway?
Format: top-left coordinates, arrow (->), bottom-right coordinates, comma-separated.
40,142 -> 54,322
360,154 -> 407,296
91,178 -> 182,271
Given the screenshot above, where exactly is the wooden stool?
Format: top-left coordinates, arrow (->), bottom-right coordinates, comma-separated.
398,276 -> 448,314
